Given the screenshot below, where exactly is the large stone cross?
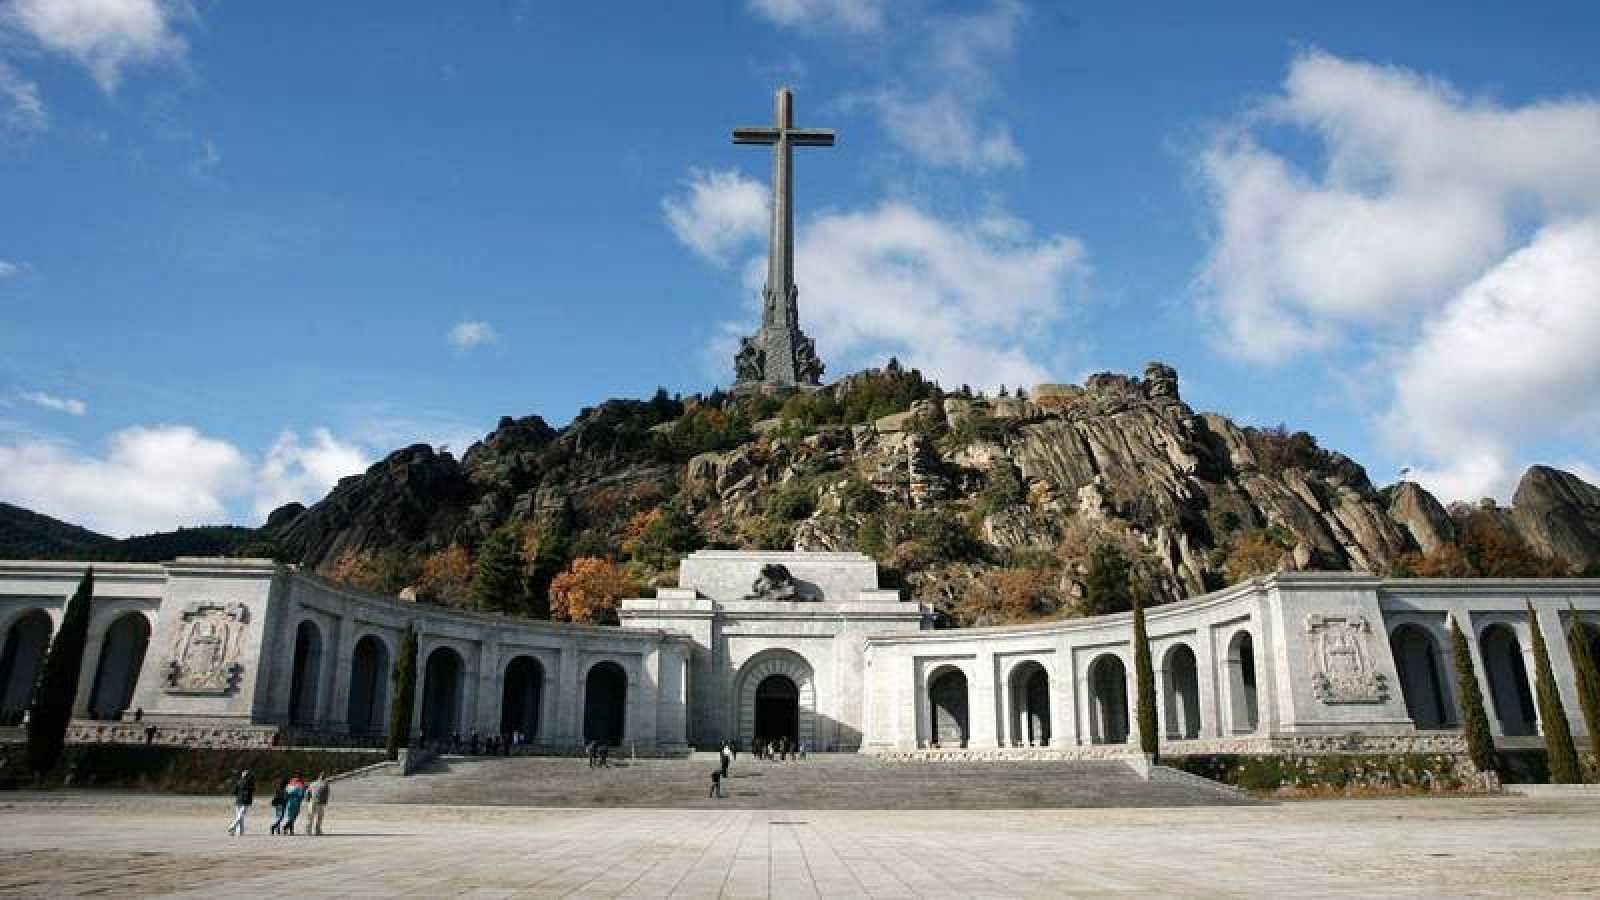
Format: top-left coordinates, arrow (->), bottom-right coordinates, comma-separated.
732,88 -> 833,388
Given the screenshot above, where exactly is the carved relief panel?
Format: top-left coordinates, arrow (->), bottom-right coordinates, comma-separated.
1305,613 -> 1388,704
165,601 -> 248,695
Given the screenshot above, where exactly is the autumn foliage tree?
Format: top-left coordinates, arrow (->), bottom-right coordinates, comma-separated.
1223,529 -> 1290,583
549,557 -> 635,625
954,568 -> 1060,627
414,545 -> 473,605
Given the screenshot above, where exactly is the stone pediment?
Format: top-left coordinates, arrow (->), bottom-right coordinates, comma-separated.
677,551 -> 885,604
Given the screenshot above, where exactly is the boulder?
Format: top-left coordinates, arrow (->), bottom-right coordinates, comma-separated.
1388,481 -> 1453,554
1512,465 -> 1600,569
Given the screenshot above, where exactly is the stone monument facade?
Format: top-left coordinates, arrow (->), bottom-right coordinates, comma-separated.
732,87 -> 830,389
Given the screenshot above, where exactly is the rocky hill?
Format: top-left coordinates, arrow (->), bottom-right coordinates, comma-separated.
257,362 -> 1600,626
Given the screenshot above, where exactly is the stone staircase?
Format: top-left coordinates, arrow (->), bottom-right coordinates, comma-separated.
334,752 -> 1253,809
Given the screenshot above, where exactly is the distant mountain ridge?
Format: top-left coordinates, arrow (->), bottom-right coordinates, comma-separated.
0,503 -> 269,563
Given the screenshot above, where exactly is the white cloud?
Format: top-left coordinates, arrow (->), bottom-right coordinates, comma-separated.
20,392 -> 86,416
861,90 -> 1023,172
0,260 -> 29,279
662,168 -> 768,265
253,428 -> 372,520
447,320 -> 499,350
0,423 -> 375,536
747,0 -> 884,32
1385,219 -> 1600,503
1198,50 -> 1600,363
0,425 -> 248,536
0,60 -> 46,133
1198,51 -> 1600,501
2,0 -> 193,92
665,169 -> 1086,390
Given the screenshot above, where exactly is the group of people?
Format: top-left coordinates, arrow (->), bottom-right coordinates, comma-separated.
440,730 -> 526,756
226,769 -> 331,836
752,736 -> 806,761
584,740 -> 612,768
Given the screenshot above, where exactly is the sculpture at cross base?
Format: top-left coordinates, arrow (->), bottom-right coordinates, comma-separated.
731,87 -> 832,390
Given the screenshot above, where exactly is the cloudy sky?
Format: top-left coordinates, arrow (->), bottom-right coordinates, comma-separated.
2,0 -> 1598,536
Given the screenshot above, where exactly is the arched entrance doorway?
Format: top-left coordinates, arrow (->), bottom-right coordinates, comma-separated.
927,666 -> 969,748
500,655 -> 543,740
583,661 -> 627,746
754,675 -> 799,746
1088,654 -> 1128,744
1480,624 -> 1536,736
346,635 -> 390,738
1008,661 -> 1050,746
421,646 -> 464,740
89,613 -> 150,720
1226,631 -> 1259,734
1162,643 -> 1201,739
288,620 -> 323,726
1391,624 -> 1451,728
0,610 -> 51,724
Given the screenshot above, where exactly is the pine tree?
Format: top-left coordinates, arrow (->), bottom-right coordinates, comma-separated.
471,526 -> 526,614
1449,616 -> 1497,776
1564,606 -> 1600,771
1527,602 -> 1582,783
27,569 -> 93,774
1132,592 -> 1158,761
385,625 -> 418,761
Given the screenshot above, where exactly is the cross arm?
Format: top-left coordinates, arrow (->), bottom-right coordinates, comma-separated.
788,129 -> 835,147
732,127 -> 780,144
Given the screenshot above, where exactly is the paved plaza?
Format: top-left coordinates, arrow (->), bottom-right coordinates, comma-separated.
0,791 -> 1597,897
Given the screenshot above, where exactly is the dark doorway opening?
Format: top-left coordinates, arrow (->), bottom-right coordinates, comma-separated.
583,661 -> 626,746
501,655 -> 543,739
754,674 -> 799,745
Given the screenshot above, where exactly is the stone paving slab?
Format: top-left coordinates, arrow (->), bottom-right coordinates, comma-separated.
0,793 -> 1598,896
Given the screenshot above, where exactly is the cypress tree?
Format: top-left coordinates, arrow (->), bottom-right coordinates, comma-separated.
1527,602 -> 1582,783
471,526 -> 525,614
1449,616 -> 1497,776
1564,607 -> 1600,771
1132,592 -> 1158,761
27,569 -> 94,774
386,625 -> 418,761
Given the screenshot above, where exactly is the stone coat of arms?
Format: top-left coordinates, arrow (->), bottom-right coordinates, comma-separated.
165,601 -> 248,694
1305,613 -> 1387,704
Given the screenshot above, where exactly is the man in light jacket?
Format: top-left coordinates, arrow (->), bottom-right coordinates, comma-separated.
305,772 -> 330,836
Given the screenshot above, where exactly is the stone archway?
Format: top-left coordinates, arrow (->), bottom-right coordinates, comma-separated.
1088,654 -> 1128,744
1008,661 -> 1050,746
0,610 -> 52,724
346,635 -> 390,738
735,651 -> 816,749
1390,624 -> 1451,729
1162,643 -> 1201,740
288,619 -> 324,726
88,613 -> 150,720
421,646 -> 465,740
500,655 -> 543,740
1480,624 -> 1536,736
927,666 -> 970,749
1226,631 -> 1259,734
583,661 -> 627,746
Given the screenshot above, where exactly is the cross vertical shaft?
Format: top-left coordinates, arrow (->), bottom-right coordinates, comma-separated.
731,87 -> 834,388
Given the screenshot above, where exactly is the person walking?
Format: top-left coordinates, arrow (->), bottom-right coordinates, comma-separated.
227,769 -> 255,836
305,772 -> 329,836
720,741 -> 732,779
268,777 -> 289,834
586,740 -> 597,768
281,776 -> 306,835
709,770 -> 724,799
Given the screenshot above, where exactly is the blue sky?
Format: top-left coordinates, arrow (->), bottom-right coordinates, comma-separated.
2,0 -> 1599,536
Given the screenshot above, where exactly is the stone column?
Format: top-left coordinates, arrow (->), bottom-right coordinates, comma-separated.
555,647 -> 580,745
72,616 -> 108,718
996,666 -> 1013,747
970,652 -> 998,749
1153,663 -> 1170,741
325,611 -> 356,733
470,640 -> 495,736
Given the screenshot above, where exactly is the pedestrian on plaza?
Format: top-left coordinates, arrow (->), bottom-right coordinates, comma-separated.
133,707 -> 143,723
281,775 -> 306,835
720,741 -> 732,778
269,777 -> 289,834
799,740 -> 809,761
598,742 -> 610,767
227,769 -> 255,836
709,770 -> 724,799
586,740 -> 597,768
305,772 -> 330,836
